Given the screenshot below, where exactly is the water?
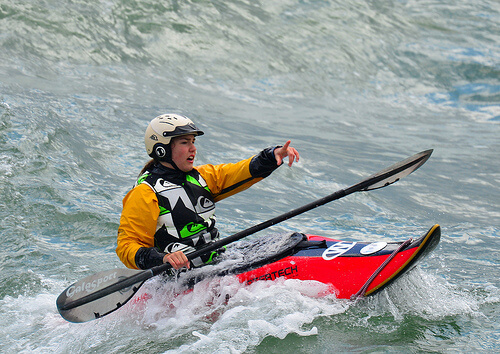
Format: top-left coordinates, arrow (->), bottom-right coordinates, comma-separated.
0,0 -> 498,352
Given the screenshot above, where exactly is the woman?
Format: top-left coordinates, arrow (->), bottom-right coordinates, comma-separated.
116,113 -> 299,271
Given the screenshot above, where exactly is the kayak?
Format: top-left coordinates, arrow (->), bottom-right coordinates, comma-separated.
56,224 -> 441,323
176,224 -> 441,299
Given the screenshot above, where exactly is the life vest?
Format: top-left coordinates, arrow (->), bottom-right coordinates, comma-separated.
138,167 -> 219,257
116,147 -> 281,270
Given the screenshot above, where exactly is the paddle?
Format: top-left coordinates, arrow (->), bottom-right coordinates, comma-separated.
57,149 -> 433,323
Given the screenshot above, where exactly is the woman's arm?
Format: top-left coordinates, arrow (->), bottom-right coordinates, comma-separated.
196,142 -> 299,202
116,184 -> 189,270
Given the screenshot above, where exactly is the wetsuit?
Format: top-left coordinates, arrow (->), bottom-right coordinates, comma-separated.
116,147 -> 281,269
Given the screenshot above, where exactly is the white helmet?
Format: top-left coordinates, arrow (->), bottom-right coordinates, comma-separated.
145,114 -> 204,161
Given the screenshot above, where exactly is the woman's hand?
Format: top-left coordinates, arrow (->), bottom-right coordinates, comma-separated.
274,140 -> 300,167
163,250 -> 190,270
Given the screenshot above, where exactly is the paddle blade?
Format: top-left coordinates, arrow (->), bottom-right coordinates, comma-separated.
360,149 -> 433,191
56,268 -> 145,323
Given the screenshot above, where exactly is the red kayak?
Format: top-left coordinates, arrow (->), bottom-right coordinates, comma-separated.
56,224 -> 441,323
126,224 -> 442,305
217,224 -> 441,299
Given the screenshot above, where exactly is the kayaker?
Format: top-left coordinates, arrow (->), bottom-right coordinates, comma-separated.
116,113 -> 300,271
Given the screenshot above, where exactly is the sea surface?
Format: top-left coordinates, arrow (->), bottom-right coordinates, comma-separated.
0,0 -> 499,353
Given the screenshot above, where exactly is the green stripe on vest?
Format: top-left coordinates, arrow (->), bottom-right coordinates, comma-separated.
137,172 -> 150,185
186,174 -> 211,192
180,222 -> 207,238
159,205 -> 170,216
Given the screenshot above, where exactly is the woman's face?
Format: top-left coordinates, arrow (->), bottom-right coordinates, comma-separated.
170,134 -> 197,172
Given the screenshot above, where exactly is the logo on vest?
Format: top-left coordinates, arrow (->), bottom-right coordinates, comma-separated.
180,222 -> 206,238
195,196 -> 215,213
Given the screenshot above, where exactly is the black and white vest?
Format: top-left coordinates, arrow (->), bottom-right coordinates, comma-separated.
138,165 -> 219,256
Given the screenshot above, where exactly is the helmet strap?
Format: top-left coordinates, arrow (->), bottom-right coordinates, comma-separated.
169,160 -> 181,171
154,143 -> 181,171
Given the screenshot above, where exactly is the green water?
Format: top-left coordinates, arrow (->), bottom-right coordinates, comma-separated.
0,0 -> 498,352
